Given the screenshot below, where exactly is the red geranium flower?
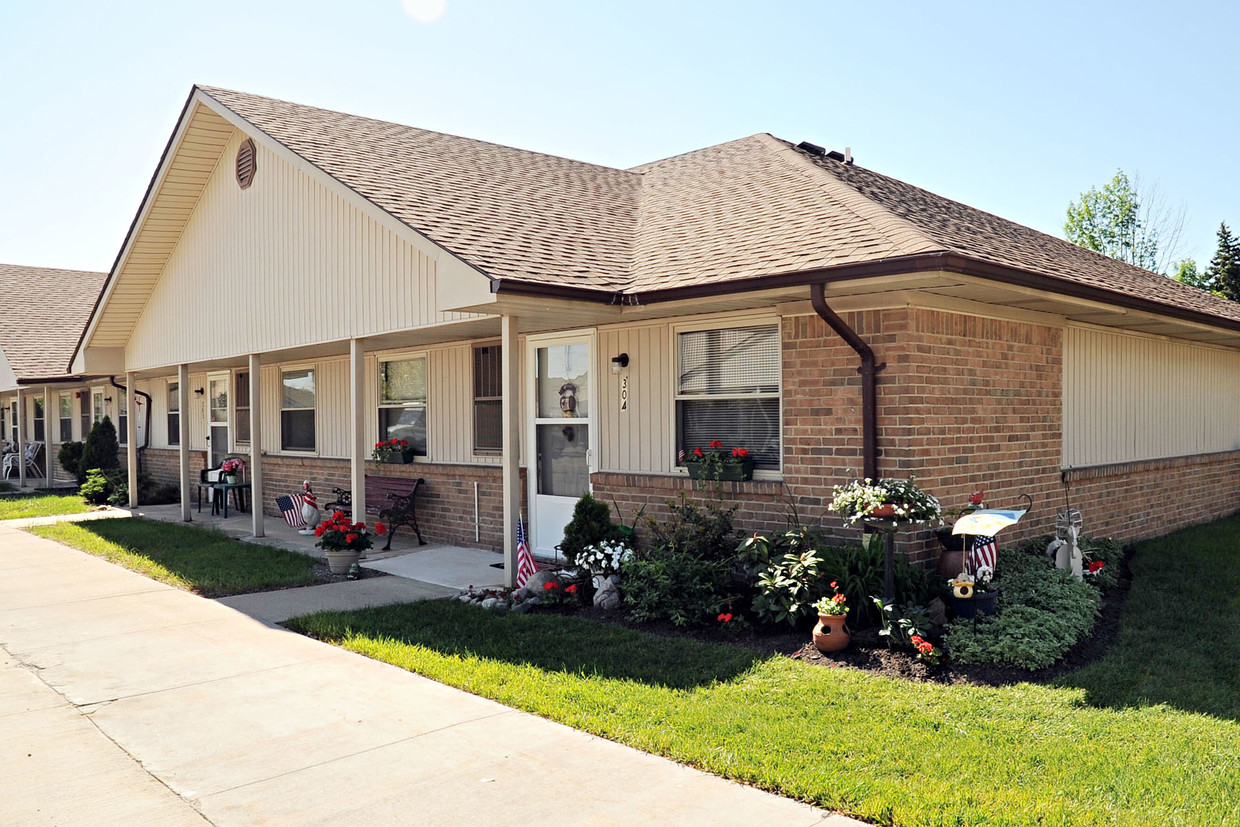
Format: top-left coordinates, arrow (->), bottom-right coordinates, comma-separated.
693,446 -> 704,459
400,439 -> 408,447
732,447 -> 749,459
314,525 -> 324,537
346,533 -> 358,544
970,490 -> 985,505
544,581 -> 558,590
709,439 -> 723,449
1087,561 -> 1105,574
717,612 -> 733,623
565,584 -> 578,594
374,522 -> 387,535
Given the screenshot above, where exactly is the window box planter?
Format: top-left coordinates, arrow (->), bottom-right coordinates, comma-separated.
684,459 -> 755,481
380,452 -> 415,465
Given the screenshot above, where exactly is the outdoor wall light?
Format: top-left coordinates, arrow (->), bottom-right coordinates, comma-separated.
610,353 -> 630,374
194,388 -> 205,396
103,396 -> 113,404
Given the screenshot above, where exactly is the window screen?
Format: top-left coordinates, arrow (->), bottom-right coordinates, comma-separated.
281,369 -> 316,452
378,357 -> 427,455
473,344 -> 502,453
676,324 -> 780,470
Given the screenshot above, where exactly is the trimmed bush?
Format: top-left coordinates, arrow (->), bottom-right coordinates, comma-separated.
559,493 -> 625,567
81,416 -> 120,476
58,441 -> 86,484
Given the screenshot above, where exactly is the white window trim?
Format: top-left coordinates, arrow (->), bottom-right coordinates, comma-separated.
472,340 -> 503,456
166,379 -> 181,448
58,393 -> 73,444
376,351 -> 429,459
233,370 -> 251,447
278,363 -> 318,456
669,317 -> 784,479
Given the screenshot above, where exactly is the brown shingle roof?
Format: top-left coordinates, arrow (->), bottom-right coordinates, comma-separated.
0,263 -> 107,380
195,86 -> 1240,327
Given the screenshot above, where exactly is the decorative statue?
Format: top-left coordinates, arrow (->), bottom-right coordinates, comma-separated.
1048,508 -> 1083,579
298,480 -> 321,535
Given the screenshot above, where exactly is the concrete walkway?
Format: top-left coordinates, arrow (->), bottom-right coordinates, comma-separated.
0,523 -> 858,826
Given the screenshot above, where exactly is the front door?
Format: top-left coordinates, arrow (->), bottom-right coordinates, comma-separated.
207,374 -> 230,468
528,334 -> 594,560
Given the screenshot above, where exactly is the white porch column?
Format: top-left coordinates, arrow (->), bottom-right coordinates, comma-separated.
501,314 -> 521,588
15,389 -> 25,488
178,365 -> 191,522
126,374 -> 138,507
42,386 -> 52,487
248,355 -> 264,537
349,338 -> 367,528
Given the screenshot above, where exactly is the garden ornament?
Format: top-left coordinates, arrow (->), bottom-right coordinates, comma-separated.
593,574 -> 621,611
298,480 -> 321,536
1050,508 -> 1083,579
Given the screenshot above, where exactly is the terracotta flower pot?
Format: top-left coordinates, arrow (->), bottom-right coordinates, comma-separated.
867,504 -> 896,518
812,613 -> 851,652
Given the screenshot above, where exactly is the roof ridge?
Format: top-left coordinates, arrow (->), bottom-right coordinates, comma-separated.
195,85 -> 641,179
627,133 -> 775,173
761,134 -> 946,259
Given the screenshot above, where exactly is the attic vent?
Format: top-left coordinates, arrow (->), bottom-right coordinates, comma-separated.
796,141 -> 826,156
235,139 -> 257,189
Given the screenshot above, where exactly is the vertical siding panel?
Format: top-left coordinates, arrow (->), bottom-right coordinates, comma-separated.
262,365 -> 280,455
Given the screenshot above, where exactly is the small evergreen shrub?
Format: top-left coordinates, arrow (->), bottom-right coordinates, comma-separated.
81,416 -> 121,476
58,441 -> 86,484
81,469 -> 124,505
559,493 -> 625,567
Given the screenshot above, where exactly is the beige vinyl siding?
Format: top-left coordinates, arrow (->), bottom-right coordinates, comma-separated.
597,323 -> 673,474
188,372 -> 208,450
125,130 -> 481,372
1064,326 -> 1240,467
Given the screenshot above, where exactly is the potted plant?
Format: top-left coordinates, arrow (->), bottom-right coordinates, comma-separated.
827,477 -> 942,526
811,581 -> 850,652
683,440 -> 755,481
314,510 -> 384,573
934,489 -> 985,575
372,438 -> 414,464
221,457 -> 244,485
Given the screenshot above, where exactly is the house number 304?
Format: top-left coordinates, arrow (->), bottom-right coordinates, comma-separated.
620,376 -> 629,412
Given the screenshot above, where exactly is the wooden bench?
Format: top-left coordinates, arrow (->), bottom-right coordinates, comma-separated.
377,477 -> 426,550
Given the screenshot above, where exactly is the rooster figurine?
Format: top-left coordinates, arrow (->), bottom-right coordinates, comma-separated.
297,481 -> 321,535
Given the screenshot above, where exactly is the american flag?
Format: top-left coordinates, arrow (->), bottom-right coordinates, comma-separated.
276,494 -> 306,529
968,534 -> 998,574
515,511 -> 536,588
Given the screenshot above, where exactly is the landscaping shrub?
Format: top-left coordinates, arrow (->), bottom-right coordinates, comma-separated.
81,469 -> 124,505
620,492 -> 741,627
80,416 -> 120,476
559,493 -> 626,567
738,528 -> 830,627
944,565 -> 1101,670
819,532 -> 939,628
58,441 -> 86,484
1080,536 -> 1124,591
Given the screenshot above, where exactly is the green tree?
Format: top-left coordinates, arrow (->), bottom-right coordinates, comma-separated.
1171,259 -> 1219,293
1065,169 -> 1184,274
1205,222 -> 1240,302
80,415 -> 121,476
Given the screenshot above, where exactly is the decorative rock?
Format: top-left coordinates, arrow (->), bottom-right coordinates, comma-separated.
480,597 -> 498,610
457,594 -> 473,603
523,571 -> 557,593
511,601 -> 533,614
927,597 -> 948,627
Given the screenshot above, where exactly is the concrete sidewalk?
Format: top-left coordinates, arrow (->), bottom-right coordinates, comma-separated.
0,524 -> 857,826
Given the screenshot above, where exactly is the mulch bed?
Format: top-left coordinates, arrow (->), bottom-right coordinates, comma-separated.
571,551 -> 1133,687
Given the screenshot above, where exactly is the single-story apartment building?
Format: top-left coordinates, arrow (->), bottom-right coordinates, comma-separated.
0,263 -> 110,488
69,85 -> 1240,583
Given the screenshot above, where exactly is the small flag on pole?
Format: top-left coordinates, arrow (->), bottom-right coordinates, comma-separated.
516,510 -> 536,588
968,535 -> 998,574
276,494 -> 307,529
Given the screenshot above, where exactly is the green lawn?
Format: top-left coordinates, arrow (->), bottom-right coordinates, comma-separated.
0,493 -> 94,520
30,519 -> 318,597
289,516 -> 1240,826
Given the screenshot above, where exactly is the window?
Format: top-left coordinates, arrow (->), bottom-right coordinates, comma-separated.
676,324 -> 781,470
0,403 -> 6,446
9,401 -> 15,445
167,382 -> 180,446
378,358 -> 427,455
473,344 -> 502,453
117,389 -> 128,444
33,398 -> 44,442
59,395 -> 72,442
280,368 -> 316,452
79,393 -> 90,439
234,372 -> 250,444
92,390 -> 103,425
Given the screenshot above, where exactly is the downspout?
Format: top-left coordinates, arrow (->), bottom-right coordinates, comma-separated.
109,376 -> 152,474
810,284 -> 884,480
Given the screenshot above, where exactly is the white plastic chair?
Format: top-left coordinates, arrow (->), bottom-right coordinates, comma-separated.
2,442 -> 40,480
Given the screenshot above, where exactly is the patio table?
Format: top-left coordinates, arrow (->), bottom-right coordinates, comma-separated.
210,482 -> 252,518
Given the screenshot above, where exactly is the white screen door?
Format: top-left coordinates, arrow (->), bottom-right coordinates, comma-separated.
208,375 -> 230,468
528,335 -> 594,559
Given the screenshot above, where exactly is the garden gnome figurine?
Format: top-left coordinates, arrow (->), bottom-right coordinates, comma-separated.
298,481 -> 320,535
1051,509 -> 1084,579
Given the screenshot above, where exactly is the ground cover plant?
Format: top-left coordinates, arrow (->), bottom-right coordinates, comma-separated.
29,518 -> 318,597
290,515 -> 1240,826
0,493 -> 95,521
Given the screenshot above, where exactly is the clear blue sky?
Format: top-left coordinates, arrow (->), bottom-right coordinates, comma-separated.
2,0 -> 1236,274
